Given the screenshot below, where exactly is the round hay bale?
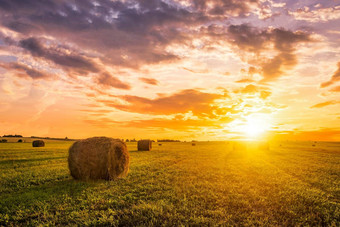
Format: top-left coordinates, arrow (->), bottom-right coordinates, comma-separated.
18,139 -> 23,143
137,140 -> 152,151
158,144 -> 162,146
192,143 -> 196,146
32,140 -> 45,147
68,137 -> 129,181
1,139 -> 7,143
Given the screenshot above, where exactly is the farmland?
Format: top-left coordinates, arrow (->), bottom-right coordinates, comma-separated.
0,139 -> 339,226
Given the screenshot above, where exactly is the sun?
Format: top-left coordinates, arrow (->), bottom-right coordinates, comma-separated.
241,115 -> 271,138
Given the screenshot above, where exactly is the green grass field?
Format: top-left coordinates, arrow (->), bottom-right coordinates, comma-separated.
0,139 -> 339,226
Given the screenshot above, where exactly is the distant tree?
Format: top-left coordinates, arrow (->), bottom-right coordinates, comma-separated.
3,134 -> 23,137
126,139 -> 130,142
157,139 -> 181,142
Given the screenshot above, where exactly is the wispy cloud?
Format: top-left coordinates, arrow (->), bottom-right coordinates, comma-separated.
311,100 -> 340,108
321,62 -> 340,88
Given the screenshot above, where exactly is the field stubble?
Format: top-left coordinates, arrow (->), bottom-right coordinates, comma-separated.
0,140 -> 339,226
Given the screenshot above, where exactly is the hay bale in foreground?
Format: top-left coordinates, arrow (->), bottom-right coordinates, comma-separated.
68,137 -> 129,181
138,140 -> 152,151
32,140 -> 44,147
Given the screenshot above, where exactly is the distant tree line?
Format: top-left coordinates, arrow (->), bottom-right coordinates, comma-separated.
157,139 -> 181,142
3,134 -> 23,137
124,139 -> 180,142
125,139 -> 137,142
30,136 -> 75,141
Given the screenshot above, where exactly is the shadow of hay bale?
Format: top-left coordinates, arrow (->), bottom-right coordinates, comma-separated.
68,137 -> 130,181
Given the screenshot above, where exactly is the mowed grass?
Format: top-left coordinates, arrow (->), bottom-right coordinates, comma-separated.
0,140 -> 339,226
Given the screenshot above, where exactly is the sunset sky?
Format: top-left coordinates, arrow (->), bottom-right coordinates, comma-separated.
0,0 -> 340,141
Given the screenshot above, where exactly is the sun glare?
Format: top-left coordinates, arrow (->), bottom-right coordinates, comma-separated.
241,115 -> 271,138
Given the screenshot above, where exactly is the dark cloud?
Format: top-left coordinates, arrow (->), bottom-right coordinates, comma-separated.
139,77 -> 159,85
0,62 -> 51,79
320,62 -> 340,88
0,0 -> 200,68
228,24 -> 270,52
19,37 -> 98,74
228,24 -> 311,81
0,0 -> 271,71
99,89 -> 229,117
190,0 -> 260,16
96,73 -> 131,90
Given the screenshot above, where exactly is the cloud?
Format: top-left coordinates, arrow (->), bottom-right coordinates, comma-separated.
182,67 -> 210,74
330,86 -> 340,92
99,89 -> 229,117
0,0 -> 274,71
320,62 -> 340,88
122,116 -> 232,130
227,24 -> 311,81
235,78 -> 255,83
96,73 -> 131,90
310,100 -> 340,108
19,37 -> 99,74
139,77 -> 159,85
190,0 -> 260,17
237,84 -> 271,99
289,6 -> 340,23
0,0 -> 201,68
270,128 -> 340,141
228,24 -> 270,52
0,62 -> 51,79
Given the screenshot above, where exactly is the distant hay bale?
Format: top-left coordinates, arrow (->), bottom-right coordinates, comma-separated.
32,140 -> 45,147
18,139 -> 23,143
137,140 -> 152,151
68,137 -> 129,181
158,144 -> 162,146
1,139 -> 7,143
192,143 -> 196,146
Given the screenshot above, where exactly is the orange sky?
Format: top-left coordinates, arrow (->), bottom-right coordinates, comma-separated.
0,0 -> 339,141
